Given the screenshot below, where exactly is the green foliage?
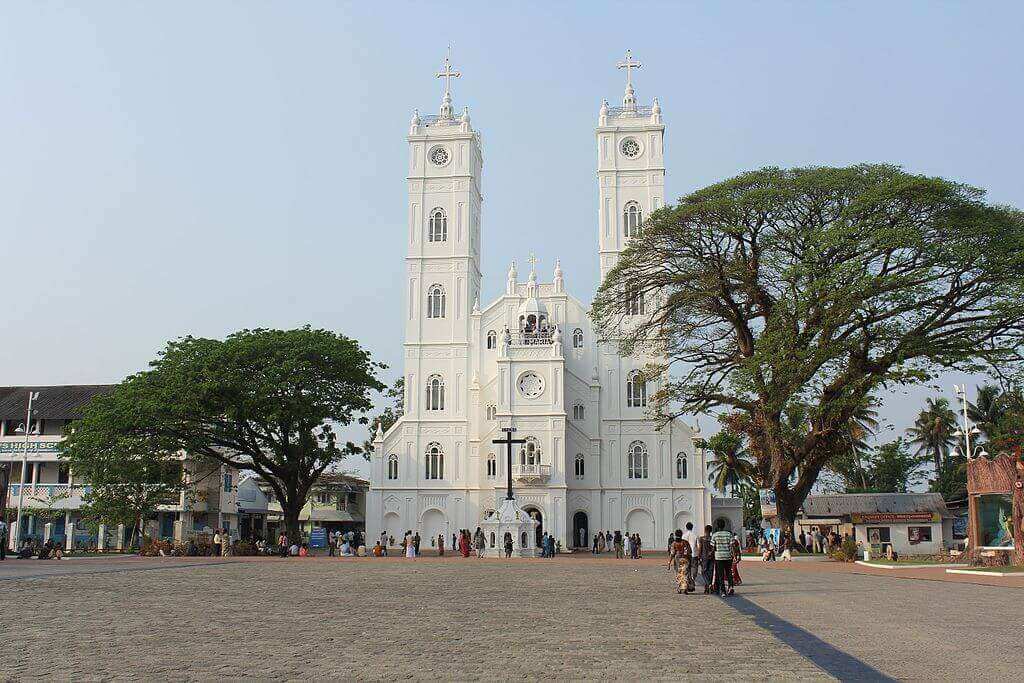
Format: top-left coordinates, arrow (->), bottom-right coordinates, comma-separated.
363,377 -> 405,460
698,429 -> 755,494
930,455 -> 968,502
62,327 -> 384,540
968,383 -> 1024,454
592,164 -> 1024,525
737,483 -> 762,529
830,537 -> 860,562
906,397 -> 958,471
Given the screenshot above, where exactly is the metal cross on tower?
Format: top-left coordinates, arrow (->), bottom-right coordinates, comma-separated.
492,427 -> 526,501
527,252 -> 538,273
436,48 -> 461,95
617,49 -> 642,86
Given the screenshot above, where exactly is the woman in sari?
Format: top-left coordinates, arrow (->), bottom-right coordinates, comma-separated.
459,530 -> 470,557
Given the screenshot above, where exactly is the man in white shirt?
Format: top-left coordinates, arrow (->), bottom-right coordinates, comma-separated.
681,522 -> 700,589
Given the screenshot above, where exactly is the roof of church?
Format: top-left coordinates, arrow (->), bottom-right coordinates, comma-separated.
0,385 -> 114,420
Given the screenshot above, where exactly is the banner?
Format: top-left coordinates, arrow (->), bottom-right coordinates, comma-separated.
758,489 -> 777,517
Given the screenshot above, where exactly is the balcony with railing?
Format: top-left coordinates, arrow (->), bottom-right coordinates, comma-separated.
511,463 -> 551,484
5,483 -> 91,509
512,330 -> 554,346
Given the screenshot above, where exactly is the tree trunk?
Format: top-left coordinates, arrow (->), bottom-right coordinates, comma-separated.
1013,457 -> 1023,567
283,501 -> 302,545
774,485 -> 798,542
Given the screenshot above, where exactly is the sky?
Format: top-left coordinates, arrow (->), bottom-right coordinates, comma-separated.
2,2 -> 1022,477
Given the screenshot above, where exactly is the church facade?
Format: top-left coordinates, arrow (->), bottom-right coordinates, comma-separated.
366,53 -> 710,551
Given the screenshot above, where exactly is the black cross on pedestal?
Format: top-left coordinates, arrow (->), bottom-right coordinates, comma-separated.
492,427 -> 526,501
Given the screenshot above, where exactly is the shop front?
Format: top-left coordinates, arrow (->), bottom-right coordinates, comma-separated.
967,453 -> 1023,565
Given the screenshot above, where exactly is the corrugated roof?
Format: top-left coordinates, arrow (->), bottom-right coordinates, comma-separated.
802,493 -> 952,518
0,385 -> 115,420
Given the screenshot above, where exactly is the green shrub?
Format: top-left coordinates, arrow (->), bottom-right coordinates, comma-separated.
829,538 -> 859,562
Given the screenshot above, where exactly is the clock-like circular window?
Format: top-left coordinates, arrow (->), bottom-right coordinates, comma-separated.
517,371 -> 545,399
620,137 -> 641,159
429,145 -> 450,166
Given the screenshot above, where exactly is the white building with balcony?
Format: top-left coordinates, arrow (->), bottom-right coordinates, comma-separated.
0,385 -> 240,549
366,54 -> 710,552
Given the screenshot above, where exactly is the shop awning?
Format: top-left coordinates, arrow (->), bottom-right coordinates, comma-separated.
798,518 -> 843,526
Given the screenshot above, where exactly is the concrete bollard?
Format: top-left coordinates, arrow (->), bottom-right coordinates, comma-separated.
66,523 -> 75,551
97,523 -> 107,552
43,522 -> 52,545
116,524 -> 125,551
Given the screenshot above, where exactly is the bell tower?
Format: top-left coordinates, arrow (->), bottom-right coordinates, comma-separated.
596,49 -> 665,279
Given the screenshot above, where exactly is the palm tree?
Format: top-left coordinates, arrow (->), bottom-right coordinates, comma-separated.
834,396 -> 881,491
703,430 -> 756,496
906,397 -> 958,472
968,384 -> 1006,446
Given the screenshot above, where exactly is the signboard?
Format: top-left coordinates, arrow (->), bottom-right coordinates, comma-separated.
309,528 -> 327,549
851,512 -> 939,524
0,441 -> 61,454
758,489 -> 777,517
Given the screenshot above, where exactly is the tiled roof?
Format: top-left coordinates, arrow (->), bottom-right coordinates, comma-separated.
0,385 -> 115,420
803,492 -> 952,518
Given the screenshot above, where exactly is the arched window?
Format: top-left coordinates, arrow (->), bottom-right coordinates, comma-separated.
626,370 -> 647,408
387,454 -> 399,480
574,453 -> 585,480
623,201 -> 642,238
485,404 -> 496,421
627,441 -> 649,479
625,285 -> 645,316
486,330 -> 497,349
426,375 -> 445,411
426,284 -> 446,318
486,453 -> 496,478
676,452 -> 687,479
428,208 -> 447,242
573,403 -> 585,420
572,328 -> 584,349
425,442 -> 444,480
519,437 -> 541,466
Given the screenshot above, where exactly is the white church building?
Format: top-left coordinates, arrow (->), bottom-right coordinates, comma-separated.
366,52 -> 711,551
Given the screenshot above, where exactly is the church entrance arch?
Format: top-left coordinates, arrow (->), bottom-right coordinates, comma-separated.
523,506 -> 543,547
625,508 -> 655,546
673,512 -> 691,535
420,509 -> 447,549
572,511 -> 589,548
383,512 -> 401,544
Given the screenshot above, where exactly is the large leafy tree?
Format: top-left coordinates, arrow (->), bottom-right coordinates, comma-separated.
363,377 -> 405,460
592,164 -> 1024,532
62,392 -> 183,546
64,328 -> 383,541
906,397 -> 958,472
699,430 -> 755,495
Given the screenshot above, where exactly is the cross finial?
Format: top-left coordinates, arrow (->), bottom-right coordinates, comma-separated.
617,49 -> 642,87
527,252 -> 538,273
436,46 -> 461,96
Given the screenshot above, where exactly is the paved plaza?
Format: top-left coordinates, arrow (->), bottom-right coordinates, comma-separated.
1,555 -> 1021,681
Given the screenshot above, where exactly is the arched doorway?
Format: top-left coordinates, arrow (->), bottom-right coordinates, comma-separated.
420,509 -> 447,548
524,506 -> 543,547
572,511 -> 589,548
625,508 -> 655,546
383,512 -> 401,545
673,512 -> 691,535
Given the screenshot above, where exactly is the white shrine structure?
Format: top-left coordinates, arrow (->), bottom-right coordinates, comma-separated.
367,51 -> 711,552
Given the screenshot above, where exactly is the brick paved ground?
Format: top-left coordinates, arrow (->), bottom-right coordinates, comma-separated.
0,555 -> 1020,680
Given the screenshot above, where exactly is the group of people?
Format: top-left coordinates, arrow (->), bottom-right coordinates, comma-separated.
667,519 -> 742,596
6,537 -> 64,560
399,527 -> 493,558
590,530 -> 645,559
434,529 -> 476,557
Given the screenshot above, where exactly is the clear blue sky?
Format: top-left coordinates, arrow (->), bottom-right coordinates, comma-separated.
2,2 -> 1021,464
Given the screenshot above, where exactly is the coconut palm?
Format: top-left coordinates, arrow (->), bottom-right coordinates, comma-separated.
829,396 -> 882,491
906,397 -> 958,472
968,384 -> 1006,446
702,430 -> 756,495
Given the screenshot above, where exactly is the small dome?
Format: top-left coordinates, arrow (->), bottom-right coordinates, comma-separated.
517,295 -> 547,318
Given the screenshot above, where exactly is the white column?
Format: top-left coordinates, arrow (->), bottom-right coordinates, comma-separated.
97,523 -> 107,551
116,523 -> 125,551
43,522 -> 52,544
66,522 -> 75,551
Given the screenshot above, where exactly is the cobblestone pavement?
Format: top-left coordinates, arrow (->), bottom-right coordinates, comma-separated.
0,555 -> 1018,681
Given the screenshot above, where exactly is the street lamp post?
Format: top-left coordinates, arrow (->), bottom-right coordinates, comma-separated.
952,384 -> 988,460
13,391 -> 40,547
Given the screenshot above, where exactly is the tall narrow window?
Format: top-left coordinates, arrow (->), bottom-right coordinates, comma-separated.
427,284 -> 446,318
426,375 -> 445,411
428,208 -> 447,242
486,404 -> 497,421
572,328 -> 584,349
387,454 -> 399,480
675,453 -> 687,480
625,285 -> 645,315
627,441 -> 649,479
573,403 -> 585,420
623,201 -> 642,238
626,370 -> 647,408
574,454 -> 585,480
425,442 -> 444,479
486,454 -> 496,478
486,330 -> 497,349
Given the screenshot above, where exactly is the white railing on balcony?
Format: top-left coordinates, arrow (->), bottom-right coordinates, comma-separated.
512,330 -> 554,346
511,464 -> 552,481
6,483 -> 90,498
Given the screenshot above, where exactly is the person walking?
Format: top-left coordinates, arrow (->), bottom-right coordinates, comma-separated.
503,532 -> 513,558
438,533 -> 445,557
459,530 -> 470,557
698,525 -> 715,593
405,533 -> 416,559
0,518 -> 7,561
780,533 -> 792,561
623,533 -> 632,560
711,519 -> 735,597
474,527 -> 486,557
613,531 -> 623,559
731,534 -> 743,585
413,531 -> 421,556
212,529 -> 223,557
682,522 -> 700,590
668,531 -> 694,594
